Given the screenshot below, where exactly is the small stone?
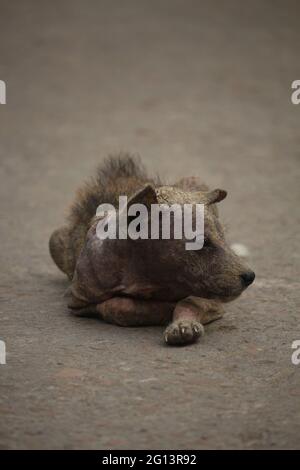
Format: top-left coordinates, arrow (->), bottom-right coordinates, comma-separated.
230,243 -> 250,257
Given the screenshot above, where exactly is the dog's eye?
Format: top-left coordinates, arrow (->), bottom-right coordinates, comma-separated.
203,238 -> 212,248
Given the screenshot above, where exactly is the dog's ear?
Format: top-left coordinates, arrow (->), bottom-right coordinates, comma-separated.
196,189 -> 227,205
206,189 -> 227,204
127,184 -> 158,209
118,184 -> 158,231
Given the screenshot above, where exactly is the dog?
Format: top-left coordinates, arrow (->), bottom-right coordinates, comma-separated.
49,154 -> 255,345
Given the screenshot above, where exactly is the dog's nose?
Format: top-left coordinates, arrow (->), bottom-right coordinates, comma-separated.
240,271 -> 255,287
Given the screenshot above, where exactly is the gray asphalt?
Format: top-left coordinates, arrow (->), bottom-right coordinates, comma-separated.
0,0 -> 300,449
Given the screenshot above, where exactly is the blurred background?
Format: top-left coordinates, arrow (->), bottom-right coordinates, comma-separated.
0,0 -> 300,449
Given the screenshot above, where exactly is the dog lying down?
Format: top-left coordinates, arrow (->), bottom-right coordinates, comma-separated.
49,154 -> 255,346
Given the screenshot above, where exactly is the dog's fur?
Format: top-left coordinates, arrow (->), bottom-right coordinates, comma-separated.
50,154 -> 254,345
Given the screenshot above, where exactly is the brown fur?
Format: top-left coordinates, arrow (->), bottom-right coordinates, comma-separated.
49,154 -> 255,346
50,154 -> 158,279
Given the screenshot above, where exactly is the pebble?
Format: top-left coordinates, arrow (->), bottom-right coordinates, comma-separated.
230,243 -> 250,257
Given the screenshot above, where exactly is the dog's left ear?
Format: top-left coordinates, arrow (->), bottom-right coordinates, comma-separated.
206,189 -> 227,204
196,189 -> 227,205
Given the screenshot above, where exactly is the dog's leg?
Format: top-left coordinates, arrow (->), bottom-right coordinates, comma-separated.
96,297 -> 175,326
164,297 -> 224,345
49,226 -> 74,280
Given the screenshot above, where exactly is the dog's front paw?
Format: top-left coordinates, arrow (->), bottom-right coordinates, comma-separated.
164,319 -> 204,346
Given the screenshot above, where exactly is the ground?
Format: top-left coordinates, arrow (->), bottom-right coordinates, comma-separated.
0,0 -> 300,450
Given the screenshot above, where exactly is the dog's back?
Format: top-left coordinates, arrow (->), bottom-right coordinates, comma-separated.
49,154 -> 156,279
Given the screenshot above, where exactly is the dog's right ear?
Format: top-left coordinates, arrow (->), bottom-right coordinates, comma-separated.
127,184 -> 158,209
96,183 -> 158,220
117,184 -> 158,235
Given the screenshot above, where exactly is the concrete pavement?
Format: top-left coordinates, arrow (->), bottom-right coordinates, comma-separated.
0,0 -> 300,449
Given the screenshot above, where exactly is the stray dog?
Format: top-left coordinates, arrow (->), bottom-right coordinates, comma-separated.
49,154 -> 255,345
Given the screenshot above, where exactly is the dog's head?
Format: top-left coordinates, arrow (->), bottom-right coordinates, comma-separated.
73,183 -> 255,304
140,184 -> 255,302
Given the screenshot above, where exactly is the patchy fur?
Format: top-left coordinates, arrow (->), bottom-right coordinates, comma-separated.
49,153 -> 255,346
50,154 -> 157,279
